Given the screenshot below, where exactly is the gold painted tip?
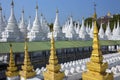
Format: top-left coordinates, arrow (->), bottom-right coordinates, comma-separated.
24,34 -> 28,42
93,2 -> 97,19
24,41 -> 28,50
24,36 -> 28,50
93,21 -> 98,34
51,32 -> 54,44
9,43 -> 12,47
93,12 -> 97,19
50,32 -> 55,49
51,32 -> 54,39
9,43 -> 13,53
107,11 -> 111,17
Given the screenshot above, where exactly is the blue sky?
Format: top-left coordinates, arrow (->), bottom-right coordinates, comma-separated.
1,0 -> 120,24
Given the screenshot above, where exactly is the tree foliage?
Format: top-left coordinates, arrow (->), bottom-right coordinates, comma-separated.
84,14 -> 120,31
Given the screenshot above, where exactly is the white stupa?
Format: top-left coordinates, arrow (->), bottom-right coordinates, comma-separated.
53,9 -> 61,33
40,14 -> 44,29
62,19 -> 69,34
18,17 -> 21,28
3,15 -> 7,27
112,19 -> 120,40
98,23 -> 107,40
89,21 -> 94,38
86,22 -> 90,34
79,17 -> 90,40
62,22 -> 66,33
88,25 -> 91,33
114,20 -> 120,35
105,20 -> 112,40
2,0 -> 23,42
65,16 -> 79,40
112,22 -> 116,35
0,4 -> 6,39
19,9 -> 27,37
74,22 -> 77,32
40,14 -> 49,40
27,16 -> 32,32
27,4 -> 44,41
76,21 -> 80,34
48,9 -> 65,40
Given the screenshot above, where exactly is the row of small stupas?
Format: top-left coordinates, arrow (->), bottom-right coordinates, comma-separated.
0,1 -> 120,42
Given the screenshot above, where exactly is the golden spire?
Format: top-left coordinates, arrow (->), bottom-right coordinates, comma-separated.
19,38 -> 36,79
43,32 -> 64,80
6,44 -> 19,77
82,3 -> 113,80
107,11 -> 111,17
92,2 -> 97,19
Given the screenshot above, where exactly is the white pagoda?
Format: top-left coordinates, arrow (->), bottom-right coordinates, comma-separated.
19,9 -> 27,37
40,14 -> 49,40
27,16 -> 32,32
48,9 -> 65,40
105,20 -> 112,40
0,4 -> 6,39
86,22 -> 90,34
112,19 -> 120,40
62,19 -> 69,34
89,21 -> 94,38
2,0 -> 23,42
76,21 -> 80,34
112,21 -> 116,35
27,4 -> 44,41
98,23 -> 107,40
65,16 -> 79,40
79,17 -> 91,40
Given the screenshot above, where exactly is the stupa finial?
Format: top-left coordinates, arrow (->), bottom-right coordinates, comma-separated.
11,0 -> 14,6
93,2 -> 97,19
